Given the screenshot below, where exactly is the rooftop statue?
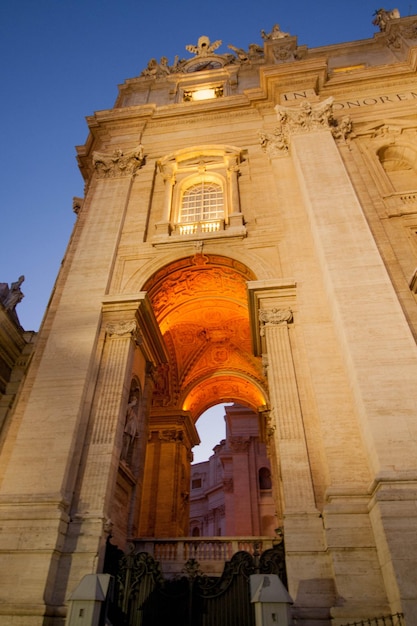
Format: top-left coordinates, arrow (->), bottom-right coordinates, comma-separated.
261,24 -> 290,40
1,275 -> 25,312
373,7 -> 401,31
141,56 -> 172,78
228,43 -> 264,63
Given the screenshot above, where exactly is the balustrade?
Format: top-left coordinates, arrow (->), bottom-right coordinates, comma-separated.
130,537 -> 278,576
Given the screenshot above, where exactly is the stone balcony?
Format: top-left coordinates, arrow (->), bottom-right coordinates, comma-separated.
130,537 -> 280,578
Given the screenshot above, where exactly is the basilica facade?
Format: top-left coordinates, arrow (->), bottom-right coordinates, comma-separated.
1,9 -> 417,625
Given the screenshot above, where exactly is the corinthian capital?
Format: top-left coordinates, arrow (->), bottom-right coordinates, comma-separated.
259,308 -> 293,336
106,320 -> 142,344
272,97 -> 352,144
93,144 -> 145,178
275,97 -> 334,135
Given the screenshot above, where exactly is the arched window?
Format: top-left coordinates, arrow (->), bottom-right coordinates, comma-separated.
180,180 -> 224,223
155,145 -> 246,240
377,145 -> 417,192
259,467 -> 272,490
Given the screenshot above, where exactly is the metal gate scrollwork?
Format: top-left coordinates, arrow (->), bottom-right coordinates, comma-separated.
109,542 -> 287,626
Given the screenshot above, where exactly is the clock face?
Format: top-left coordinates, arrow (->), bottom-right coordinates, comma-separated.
186,60 -> 223,72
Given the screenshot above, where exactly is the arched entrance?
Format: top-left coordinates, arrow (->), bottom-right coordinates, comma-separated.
137,253 -> 269,538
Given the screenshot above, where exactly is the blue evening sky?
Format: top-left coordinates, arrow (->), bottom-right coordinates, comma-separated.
1,1 -> 415,460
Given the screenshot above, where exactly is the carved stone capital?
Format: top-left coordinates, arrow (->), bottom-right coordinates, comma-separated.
223,478 -> 234,493
93,144 -> 144,178
260,100 -> 353,154
106,320 -> 142,345
229,436 -> 251,453
159,429 -> 184,443
276,97 -> 334,134
259,308 -> 293,336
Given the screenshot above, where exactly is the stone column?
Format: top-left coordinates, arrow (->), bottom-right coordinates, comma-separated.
248,281 -> 331,623
65,308 -> 142,597
154,162 -> 176,236
275,98 -> 417,620
259,308 -> 316,514
139,409 -> 199,537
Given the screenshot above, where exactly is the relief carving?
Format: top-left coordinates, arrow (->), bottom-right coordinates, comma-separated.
106,320 -> 142,345
272,42 -> 298,63
260,98 -> 352,156
93,144 -> 145,178
159,429 -> 184,443
229,436 -> 251,452
259,308 -> 293,336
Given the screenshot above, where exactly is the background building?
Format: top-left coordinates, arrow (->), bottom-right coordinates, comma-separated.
190,404 -> 276,537
1,9 -> 417,626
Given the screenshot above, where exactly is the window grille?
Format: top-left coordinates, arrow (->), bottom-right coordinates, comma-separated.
180,181 -> 224,223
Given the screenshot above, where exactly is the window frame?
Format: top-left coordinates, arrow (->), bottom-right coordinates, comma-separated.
176,173 -> 227,227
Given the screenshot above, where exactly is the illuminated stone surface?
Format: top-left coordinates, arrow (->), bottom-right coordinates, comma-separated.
2,12 -> 417,625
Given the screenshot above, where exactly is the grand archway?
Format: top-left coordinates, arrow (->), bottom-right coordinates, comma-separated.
138,253 -> 269,537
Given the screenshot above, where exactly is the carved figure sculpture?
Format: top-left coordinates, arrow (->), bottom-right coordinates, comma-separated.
141,57 -> 171,78
373,8 -> 400,31
3,275 -> 25,311
227,43 -> 264,63
261,24 -> 290,40
121,395 -> 139,462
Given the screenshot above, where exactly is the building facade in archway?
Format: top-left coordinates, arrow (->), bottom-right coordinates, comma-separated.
1,10 -> 417,625
190,403 -> 277,537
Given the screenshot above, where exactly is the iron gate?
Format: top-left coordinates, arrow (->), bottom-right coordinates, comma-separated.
106,543 -> 286,626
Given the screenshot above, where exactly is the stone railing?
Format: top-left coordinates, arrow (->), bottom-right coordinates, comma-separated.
384,191 -> 417,216
130,537 -> 279,576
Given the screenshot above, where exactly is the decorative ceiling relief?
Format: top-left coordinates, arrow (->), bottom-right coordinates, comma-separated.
144,255 -> 265,418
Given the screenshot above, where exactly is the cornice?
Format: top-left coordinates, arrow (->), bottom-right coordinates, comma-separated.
85,104 -> 156,128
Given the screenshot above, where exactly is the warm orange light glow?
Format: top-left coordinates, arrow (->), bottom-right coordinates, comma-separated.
145,255 -> 266,419
182,374 -> 266,418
